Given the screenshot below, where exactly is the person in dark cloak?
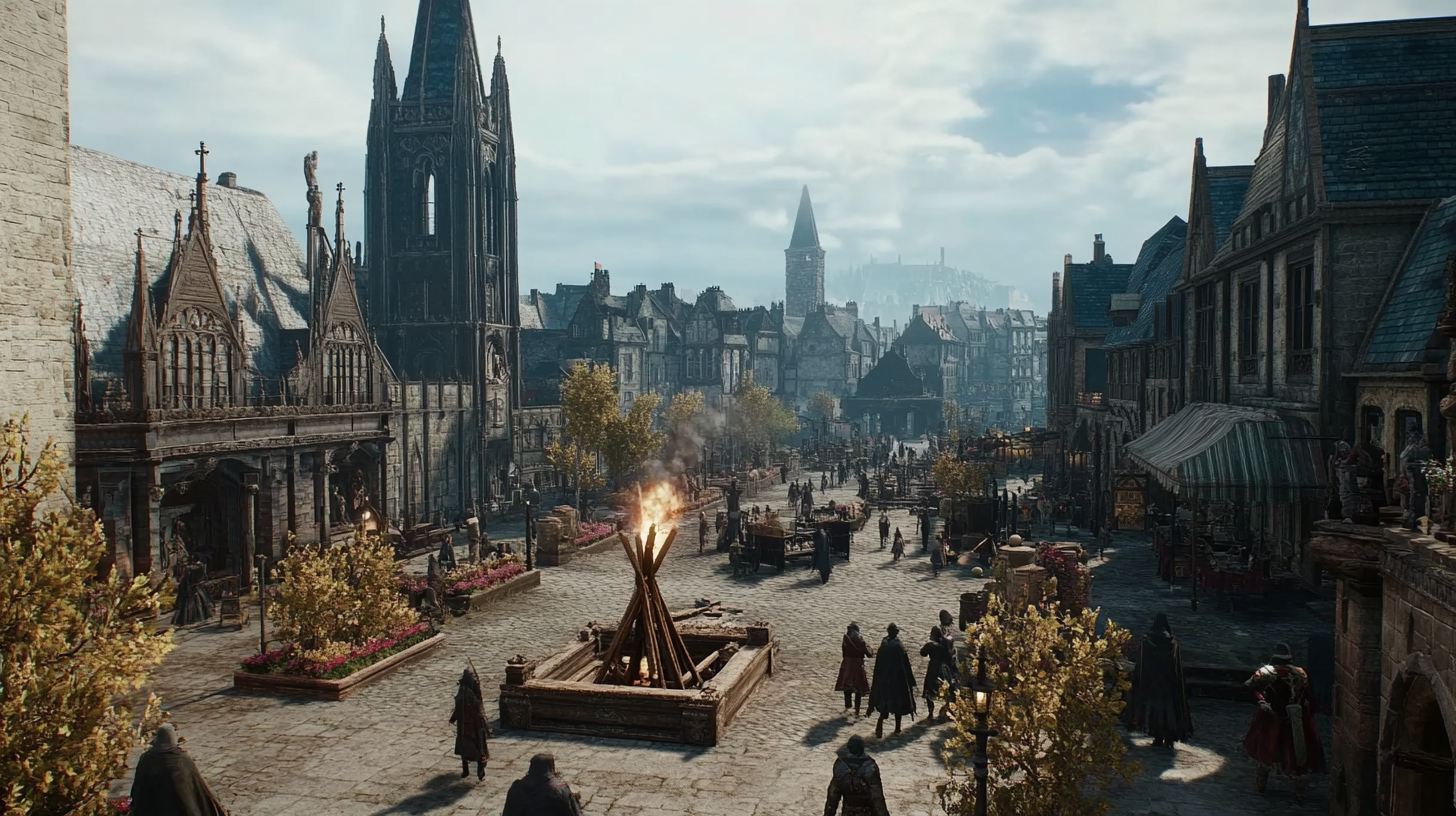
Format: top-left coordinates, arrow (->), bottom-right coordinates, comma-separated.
502,753 -> 582,816
437,535 -> 458,573
801,481 -> 816,517
1122,612 -> 1193,747
938,609 -> 958,652
822,472 -> 829,491
878,513 -> 890,549
835,622 -> 874,716
920,510 -> 932,552
891,528 -> 905,561
171,561 -> 215,627
919,626 -> 956,721
929,534 -> 945,577
822,735 -> 890,816
814,526 -> 832,584
789,481 -> 800,506
450,668 -> 490,779
128,723 -> 227,816
868,623 -> 917,738
1242,642 -> 1325,802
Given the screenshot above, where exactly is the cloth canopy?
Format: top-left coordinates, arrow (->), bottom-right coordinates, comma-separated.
1123,403 -> 1326,502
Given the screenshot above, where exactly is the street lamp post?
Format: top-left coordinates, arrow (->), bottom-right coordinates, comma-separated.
255,553 -> 268,656
970,644 -> 1000,816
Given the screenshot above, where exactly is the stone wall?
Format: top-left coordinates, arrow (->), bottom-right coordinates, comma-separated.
0,0 -> 75,465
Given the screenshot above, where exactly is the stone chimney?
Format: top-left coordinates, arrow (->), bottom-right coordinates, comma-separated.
1052,271 -> 1061,313
657,282 -> 675,303
1093,234 -> 1106,264
590,263 -> 610,297
218,171 -> 238,188
846,301 -> 858,317
1267,74 -> 1285,131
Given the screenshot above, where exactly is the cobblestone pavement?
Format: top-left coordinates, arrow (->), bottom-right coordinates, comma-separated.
120,472 -> 1333,814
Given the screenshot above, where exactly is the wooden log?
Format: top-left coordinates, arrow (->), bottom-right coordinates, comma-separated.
694,649 -> 722,676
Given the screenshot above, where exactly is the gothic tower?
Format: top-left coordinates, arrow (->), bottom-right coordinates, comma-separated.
784,185 -> 824,318
364,0 -> 520,500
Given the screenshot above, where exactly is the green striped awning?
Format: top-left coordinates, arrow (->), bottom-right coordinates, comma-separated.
1123,402 -> 1326,502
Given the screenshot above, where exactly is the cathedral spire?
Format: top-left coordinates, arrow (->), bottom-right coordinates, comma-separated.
789,185 -> 820,249
192,141 -> 211,242
334,182 -> 346,251
402,0 -> 482,103
126,228 -> 153,352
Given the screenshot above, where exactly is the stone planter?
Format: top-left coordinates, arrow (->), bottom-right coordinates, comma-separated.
233,632 -> 446,701
573,534 -> 621,555
444,569 -> 541,614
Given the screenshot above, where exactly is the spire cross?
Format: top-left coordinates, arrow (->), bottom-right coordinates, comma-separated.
336,181 -> 345,200
195,141 -> 209,174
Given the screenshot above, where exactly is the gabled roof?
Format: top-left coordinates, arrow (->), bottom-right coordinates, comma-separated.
895,314 -> 958,346
1310,17 -> 1456,202
1063,257 -> 1133,332
788,185 -> 820,249
70,146 -> 308,381
1208,166 -> 1254,249
695,287 -> 737,314
855,351 -> 924,399
1363,196 -> 1456,367
1105,217 -> 1187,349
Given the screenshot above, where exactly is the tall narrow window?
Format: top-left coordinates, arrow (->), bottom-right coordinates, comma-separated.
1287,261 -> 1315,379
1239,278 -> 1260,377
422,173 -> 436,236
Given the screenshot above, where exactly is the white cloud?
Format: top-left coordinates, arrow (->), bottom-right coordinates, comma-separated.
67,0 -> 1454,319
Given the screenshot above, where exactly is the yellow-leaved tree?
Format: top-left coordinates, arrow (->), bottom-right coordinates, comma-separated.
662,389 -> 710,470
546,362 -> 616,509
807,390 -> 836,422
603,391 -> 664,485
0,417 -> 173,816
731,373 -> 798,465
940,596 -> 1138,816
270,533 -> 417,661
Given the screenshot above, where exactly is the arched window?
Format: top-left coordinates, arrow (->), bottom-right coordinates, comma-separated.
423,173 -> 436,236
163,338 -> 177,407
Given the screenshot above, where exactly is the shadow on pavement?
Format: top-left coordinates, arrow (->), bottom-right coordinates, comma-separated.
370,772 -> 476,815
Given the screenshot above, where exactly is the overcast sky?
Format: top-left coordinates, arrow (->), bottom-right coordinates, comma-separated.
67,0 -> 1451,316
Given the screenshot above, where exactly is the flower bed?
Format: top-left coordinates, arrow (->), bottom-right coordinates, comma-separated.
574,521 -> 614,546
1036,542 -> 1092,612
444,557 -> 525,598
241,621 -> 434,680
234,630 -> 447,700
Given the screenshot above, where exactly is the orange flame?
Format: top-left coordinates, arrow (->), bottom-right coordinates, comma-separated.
636,480 -> 683,538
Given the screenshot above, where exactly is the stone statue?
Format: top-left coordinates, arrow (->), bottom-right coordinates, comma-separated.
304,151 -> 321,228
1328,438 -> 1363,523
1397,430 -> 1431,530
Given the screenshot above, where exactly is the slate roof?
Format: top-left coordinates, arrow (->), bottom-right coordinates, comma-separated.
696,287 -> 737,313
1104,217 -> 1187,349
855,351 -> 924,399
896,314 -> 958,346
1363,196 -> 1456,367
518,295 -> 545,329
788,185 -> 820,249
70,146 -> 310,381
1064,259 -> 1133,331
1310,18 -> 1456,202
781,316 -> 804,339
1233,109 -> 1287,225
402,0 -> 474,102
1208,166 -> 1253,249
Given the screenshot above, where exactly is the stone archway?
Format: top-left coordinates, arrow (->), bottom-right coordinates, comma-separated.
1380,652 -> 1456,815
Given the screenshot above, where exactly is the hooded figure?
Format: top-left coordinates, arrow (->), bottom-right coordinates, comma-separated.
1123,612 -> 1193,747
1242,643 -> 1325,802
868,623 -> 917,737
878,514 -> 890,548
823,735 -> 890,816
918,626 -> 957,721
171,562 -> 215,627
891,529 -> 905,561
502,753 -> 582,816
814,527 -> 832,584
835,622 -> 874,715
128,724 -> 227,816
437,535 -> 459,572
450,668 -> 490,779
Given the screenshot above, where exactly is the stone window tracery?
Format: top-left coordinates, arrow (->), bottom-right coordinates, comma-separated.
323,323 -> 372,405
160,308 -> 234,409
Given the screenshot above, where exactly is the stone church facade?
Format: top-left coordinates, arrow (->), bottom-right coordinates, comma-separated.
785,185 -> 825,319
65,0 -> 521,581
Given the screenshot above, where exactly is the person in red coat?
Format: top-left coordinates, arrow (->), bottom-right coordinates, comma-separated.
1242,643 -> 1325,802
835,622 -> 874,716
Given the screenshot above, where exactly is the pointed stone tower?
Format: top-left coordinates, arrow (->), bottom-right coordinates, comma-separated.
785,185 -> 825,318
364,0 -> 519,499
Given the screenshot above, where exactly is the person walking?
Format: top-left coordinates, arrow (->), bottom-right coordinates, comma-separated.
698,511 -> 709,554
891,528 -> 905,561
502,753 -> 583,816
1123,612 -> 1194,748
450,668 -> 490,780
128,724 -> 227,816
920,510 -> 932,553
835,622 -> 874,716
1099,520 -> 1112,560
1242,643 -> 1326,802
822,735 -> 890,816
929,534 -> 945,577
878,512 -> 890,549
868,623 -> 917,738
919,626 -> 956,722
